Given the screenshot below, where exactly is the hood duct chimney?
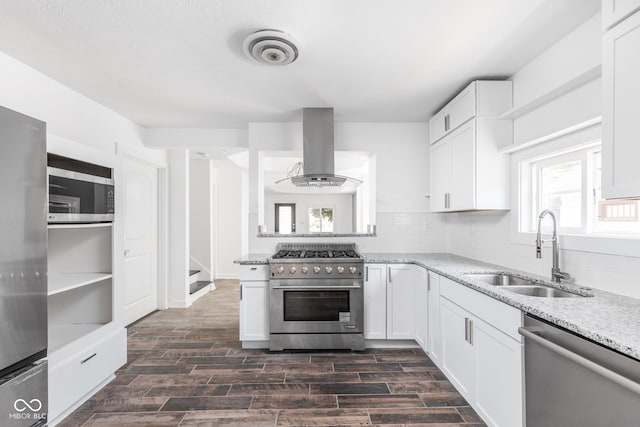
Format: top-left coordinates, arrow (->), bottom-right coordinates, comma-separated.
277,108 -> 362,188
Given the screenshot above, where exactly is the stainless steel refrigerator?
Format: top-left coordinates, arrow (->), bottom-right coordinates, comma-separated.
0,106 -> 48,426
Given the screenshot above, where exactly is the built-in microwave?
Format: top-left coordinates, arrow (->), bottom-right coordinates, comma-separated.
47,153 -> 114,223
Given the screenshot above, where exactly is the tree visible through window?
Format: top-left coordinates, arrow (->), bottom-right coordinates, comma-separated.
309,208 -> 334,233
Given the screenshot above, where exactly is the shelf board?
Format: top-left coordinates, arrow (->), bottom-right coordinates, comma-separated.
499,65 -> 602,120
499,116 -> 601,154
48,273 -> 112,296
48,323 -> 105,353
48,223 -> 113,229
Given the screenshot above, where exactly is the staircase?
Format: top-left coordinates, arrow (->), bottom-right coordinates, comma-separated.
188,269 -> 214,303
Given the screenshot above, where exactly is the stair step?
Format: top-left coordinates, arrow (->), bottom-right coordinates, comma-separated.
190,281 -> 212,295
189,269 -> 201,276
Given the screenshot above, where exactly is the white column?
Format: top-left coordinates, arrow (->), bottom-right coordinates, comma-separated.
168,149 -> 190,308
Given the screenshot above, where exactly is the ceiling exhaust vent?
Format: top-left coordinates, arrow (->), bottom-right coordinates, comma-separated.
243,29 -> 299,66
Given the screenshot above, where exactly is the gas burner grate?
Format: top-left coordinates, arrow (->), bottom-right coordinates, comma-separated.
273,250 -> 303,259
331,250 -> 359,258
304,250 -> 330,258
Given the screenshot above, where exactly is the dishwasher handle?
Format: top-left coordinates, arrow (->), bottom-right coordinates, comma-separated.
518,326 -> 640,395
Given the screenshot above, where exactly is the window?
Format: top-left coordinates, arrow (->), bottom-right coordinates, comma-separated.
520,142 -> 640,235
308,207 -> 334,233
275,203 -> 296,234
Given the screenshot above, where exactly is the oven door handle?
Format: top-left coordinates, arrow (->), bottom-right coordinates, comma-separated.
271,285 -> 362,290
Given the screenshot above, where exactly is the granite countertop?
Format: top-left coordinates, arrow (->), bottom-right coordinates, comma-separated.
234,254 -> 272,265
235,252 -> 640,360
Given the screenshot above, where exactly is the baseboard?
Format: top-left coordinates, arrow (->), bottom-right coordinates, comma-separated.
168,299 -> 190,309
364,339 -> 420,348
242,340 -> 270,349
215,274 -> 239,280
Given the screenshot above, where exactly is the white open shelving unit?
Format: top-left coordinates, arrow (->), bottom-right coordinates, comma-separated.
47,224 -> 114,353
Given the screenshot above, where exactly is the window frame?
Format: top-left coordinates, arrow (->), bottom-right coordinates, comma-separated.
308,206 -> 335,233
510,124 -> 640,258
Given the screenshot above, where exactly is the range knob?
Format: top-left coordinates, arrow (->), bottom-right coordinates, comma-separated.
313,266 -> 321,274
337,266 -> 345,274
276,266 -> 285,275
289,266 -> 297,274
301,266 -> 308,274
325,266 -> 333,274
349,266 -> 358,274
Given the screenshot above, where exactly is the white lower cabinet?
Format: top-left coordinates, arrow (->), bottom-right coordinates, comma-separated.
239,281 -> 269,341
386,265 -> 415,340
49,328 -> 126,423
364,264 -> 388,339
440,277 -> 524,427
427,272 -> 442,365
414,267 -> 428,350
473,317 -> 523,427
364,264 -> 421,341
440,298 -> 476,398
239,265 -> 270,342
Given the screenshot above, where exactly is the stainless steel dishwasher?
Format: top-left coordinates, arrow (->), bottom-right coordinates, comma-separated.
519,315 -> 640,427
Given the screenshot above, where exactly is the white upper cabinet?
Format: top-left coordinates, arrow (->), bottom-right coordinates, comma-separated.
429,81 -> 513,145
602,0 -> 640,29
429,80 -> 512,213
602,8 -> 640,199
430,119 -> 511,212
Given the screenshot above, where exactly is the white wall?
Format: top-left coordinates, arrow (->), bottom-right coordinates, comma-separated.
0,50 -> 168,324
248,122 -> 446,254
189,158 -> 214,281
0,51 -> 161,159
214,160 -> 244,278
446,13 -> 640,299
265,193 -> 354,234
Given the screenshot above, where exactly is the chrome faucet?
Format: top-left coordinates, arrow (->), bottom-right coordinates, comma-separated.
536,209 -> 571,283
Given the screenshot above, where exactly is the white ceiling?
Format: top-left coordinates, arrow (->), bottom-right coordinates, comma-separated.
0,0 -> 599,128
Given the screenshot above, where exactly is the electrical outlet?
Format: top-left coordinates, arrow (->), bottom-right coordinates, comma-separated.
423,223 -> 431,232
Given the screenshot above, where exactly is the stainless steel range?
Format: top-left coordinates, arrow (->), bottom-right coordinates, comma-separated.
268,243 -> 365,351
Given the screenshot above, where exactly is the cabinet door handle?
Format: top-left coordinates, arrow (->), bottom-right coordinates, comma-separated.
388,267 -> 392,283
240,284 -> 243,301
444,193 -> 450,209
81,353 -> 97,364
250,267 -> 257,271
427,277 -> 431,291
365,266 -> 369,282
468,320 -> 474,346
464,318 -> 469,343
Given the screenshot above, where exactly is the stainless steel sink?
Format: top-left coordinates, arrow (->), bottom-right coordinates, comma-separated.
504,285 -> 582,298
464,273 -> 538,287
464,272 -> 586,298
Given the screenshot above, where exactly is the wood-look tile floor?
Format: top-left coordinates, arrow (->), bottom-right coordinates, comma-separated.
59,280 -> 486,427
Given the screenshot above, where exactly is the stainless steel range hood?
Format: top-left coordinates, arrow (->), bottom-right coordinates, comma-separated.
276,108 -> 362,188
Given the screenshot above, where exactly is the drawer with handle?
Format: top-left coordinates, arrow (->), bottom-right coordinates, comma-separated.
240,264 -> 269,281
48,329 -> 126,421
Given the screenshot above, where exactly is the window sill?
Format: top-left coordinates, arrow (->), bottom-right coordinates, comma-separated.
511,230 -> 640,257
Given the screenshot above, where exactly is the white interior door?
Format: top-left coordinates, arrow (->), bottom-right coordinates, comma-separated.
123,158 -> 158,325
